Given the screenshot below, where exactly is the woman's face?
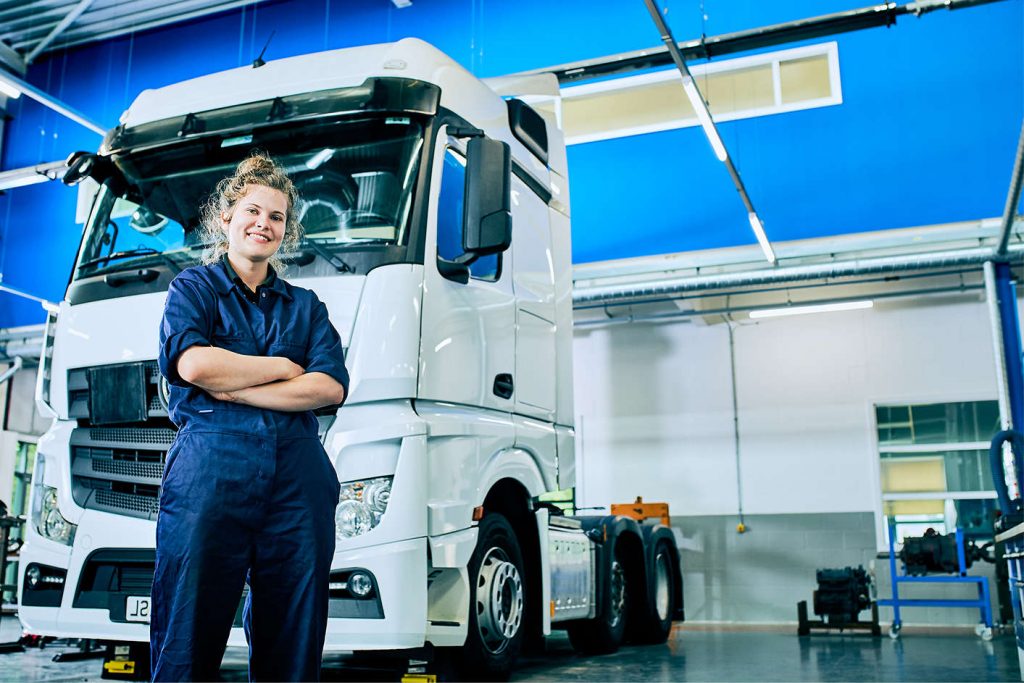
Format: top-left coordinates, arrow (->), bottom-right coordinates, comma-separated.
221,184 -> 289,264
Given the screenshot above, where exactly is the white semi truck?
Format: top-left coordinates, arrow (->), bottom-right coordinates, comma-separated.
18,38 -> 682,679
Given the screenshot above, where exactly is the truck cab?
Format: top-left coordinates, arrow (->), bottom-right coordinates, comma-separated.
19,38 -> 680,678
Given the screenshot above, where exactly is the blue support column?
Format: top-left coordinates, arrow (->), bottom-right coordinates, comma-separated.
996,262 -> 1024,433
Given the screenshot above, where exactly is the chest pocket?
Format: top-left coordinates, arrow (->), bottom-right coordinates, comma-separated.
211,333 -> 257,356
268,339 -> 307,366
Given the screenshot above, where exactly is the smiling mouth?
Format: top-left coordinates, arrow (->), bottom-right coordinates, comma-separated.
246,232 -> 271,243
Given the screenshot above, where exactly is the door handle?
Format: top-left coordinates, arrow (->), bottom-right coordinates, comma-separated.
493,373 -> 514,399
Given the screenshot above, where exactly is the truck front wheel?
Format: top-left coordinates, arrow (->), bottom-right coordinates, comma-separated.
458,513 -> 525,680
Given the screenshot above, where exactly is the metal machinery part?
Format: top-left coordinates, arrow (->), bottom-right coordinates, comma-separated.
548,517 -> 596,622
900,529 -> 992,576
813,567 -> 872,624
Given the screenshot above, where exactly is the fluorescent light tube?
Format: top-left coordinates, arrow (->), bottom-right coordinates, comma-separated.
747,212 -> 776,264
749,300 -> 874,319
682,79 -> 727,162
0,78 -> 21,100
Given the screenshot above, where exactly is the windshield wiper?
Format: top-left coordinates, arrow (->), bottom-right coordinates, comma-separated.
79,247 -> 159,269
299,239 -> 354,274
79,247 -> 183,275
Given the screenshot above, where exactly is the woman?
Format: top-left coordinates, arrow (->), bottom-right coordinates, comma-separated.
152,153 -> 348,681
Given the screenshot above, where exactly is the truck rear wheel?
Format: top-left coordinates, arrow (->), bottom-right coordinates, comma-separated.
458,513 -> 525,681
631,540 -> 675,644
567,546 -> 628,655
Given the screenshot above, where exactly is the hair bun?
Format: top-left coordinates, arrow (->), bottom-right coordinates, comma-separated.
236,152 -> 276,177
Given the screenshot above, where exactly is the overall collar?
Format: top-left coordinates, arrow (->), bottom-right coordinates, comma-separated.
213,255 -> 293,301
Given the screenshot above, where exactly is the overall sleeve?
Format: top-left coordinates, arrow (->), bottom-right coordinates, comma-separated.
304,295 -> 350,404
159,275 -> 215,387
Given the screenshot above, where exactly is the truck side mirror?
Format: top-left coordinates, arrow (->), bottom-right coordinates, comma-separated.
463,137 -> 511,256
62,152 -> 98,186
63,151 -> 124,189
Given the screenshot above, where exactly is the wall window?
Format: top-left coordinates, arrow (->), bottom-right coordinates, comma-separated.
875,401 -> 1000,549
436,147 -> 499,281
6,440 -> 35,603
525,42 -> 841,146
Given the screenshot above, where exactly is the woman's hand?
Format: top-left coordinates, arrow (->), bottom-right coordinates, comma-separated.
177,346 -> 306,392
209,389 -> 236,402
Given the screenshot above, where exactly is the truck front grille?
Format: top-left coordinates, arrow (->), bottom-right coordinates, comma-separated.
68,360 -> 168,425
71,428 -> 168,521
88,427 -> 175,447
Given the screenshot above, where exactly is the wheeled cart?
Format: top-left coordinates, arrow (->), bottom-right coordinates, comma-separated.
877,524 -> 993,640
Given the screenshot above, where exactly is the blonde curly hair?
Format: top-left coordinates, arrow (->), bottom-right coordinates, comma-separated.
199,152 -> 303,270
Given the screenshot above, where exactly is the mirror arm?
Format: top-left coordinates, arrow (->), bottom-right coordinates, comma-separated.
447,126 -> 484,138
437,257 -> 470,285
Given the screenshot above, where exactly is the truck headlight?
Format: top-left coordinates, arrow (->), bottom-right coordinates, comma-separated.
335,476 -> 392,540
31,457 -> 76,546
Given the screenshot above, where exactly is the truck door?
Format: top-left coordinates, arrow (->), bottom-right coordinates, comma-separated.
510,169 -> 556,422
418,128 -> 516,414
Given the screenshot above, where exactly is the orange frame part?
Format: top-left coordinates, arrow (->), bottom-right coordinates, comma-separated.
610,497 -> 671,527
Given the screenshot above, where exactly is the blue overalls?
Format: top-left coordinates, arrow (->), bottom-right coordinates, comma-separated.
152,258 -> 348,682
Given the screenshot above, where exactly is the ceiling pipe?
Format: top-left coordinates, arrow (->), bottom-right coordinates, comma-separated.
0,356 -> 23,384
518,0 -> 1008,84
574,282 -> 985,329
0,160 -> 67,191
573,243 -> 1024,307
995,120 -> 1024,257
575,266 -> 981,312
0,324 -> 44,362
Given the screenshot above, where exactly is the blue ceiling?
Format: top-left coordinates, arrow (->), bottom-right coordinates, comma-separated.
0,0 -> 1020,326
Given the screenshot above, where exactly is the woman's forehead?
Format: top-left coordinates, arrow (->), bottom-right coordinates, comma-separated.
239,184 -> 288,212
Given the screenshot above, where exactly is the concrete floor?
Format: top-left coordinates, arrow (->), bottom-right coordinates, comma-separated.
0,617 -> 1018,682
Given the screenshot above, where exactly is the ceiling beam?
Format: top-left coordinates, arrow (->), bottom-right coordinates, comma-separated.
0,69 -> 105,134
0,38 -> 24,76
26,0 -> 95,64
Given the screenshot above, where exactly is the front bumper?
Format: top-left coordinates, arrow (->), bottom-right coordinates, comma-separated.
320,537 -> 428,651
19,509 -> 154,642
21,522 -> 429,651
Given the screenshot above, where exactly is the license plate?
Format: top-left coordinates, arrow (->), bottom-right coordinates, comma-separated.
125,596 -> 150,623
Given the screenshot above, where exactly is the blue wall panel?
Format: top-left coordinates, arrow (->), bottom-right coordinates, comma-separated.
0,0 -> 1020,325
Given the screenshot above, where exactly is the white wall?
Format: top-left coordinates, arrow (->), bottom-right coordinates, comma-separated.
572,296 -> 1001,517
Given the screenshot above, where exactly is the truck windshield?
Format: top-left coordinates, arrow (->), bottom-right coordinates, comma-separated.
73,115 -> 424,282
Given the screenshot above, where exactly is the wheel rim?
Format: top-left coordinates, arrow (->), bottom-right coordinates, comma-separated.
608,560 -> 626,628
475,546 -> 524,654
654,550 -> 671,621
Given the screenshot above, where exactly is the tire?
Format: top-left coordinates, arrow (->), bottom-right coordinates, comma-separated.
632,540 -> 675,644
567,545 -> 628,655
457,513 -> 526,681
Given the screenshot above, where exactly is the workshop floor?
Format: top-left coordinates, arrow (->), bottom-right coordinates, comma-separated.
0,618 -> 1018,682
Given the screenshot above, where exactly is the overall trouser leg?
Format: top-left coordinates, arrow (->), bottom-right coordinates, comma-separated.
151,431 -> 270,681
244,437 -> 339,682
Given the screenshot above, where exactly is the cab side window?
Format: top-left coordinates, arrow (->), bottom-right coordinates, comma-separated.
437,147 -> 499,281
